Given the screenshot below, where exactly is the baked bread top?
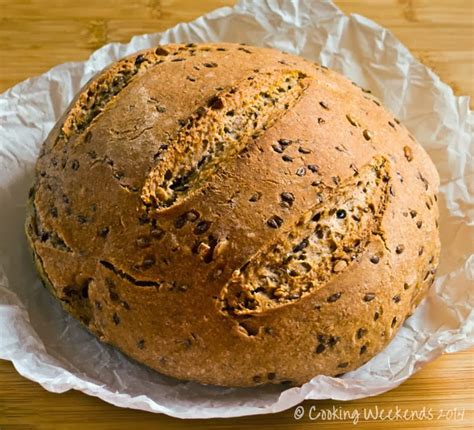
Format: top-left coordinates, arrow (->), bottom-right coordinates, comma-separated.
26,43 -> 440,387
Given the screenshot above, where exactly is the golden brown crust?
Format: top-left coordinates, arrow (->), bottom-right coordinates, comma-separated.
26,43 -> 440,387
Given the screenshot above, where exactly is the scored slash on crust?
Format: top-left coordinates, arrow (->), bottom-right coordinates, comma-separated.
219,156 -> 391,317
141,69 -> 311,210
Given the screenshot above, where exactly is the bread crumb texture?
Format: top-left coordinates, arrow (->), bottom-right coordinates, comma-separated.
26,43 -> 440,387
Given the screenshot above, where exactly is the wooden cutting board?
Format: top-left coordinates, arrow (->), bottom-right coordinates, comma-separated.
0,1 -> 472,428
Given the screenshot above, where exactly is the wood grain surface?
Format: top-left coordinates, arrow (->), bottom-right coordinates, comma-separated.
0,0 -> 473,429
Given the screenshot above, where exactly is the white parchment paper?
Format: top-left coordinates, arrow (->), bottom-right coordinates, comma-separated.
0,0 -> 472,419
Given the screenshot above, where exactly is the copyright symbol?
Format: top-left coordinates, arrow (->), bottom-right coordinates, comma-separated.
294,405 -> 305,420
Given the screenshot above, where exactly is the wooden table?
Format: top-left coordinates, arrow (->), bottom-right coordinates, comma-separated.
0,1 -> 473,428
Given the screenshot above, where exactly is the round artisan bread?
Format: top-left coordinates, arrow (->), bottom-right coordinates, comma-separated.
26,43 -> 440,387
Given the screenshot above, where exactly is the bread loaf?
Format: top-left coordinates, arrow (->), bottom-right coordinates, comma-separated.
26,43 -> 440,387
